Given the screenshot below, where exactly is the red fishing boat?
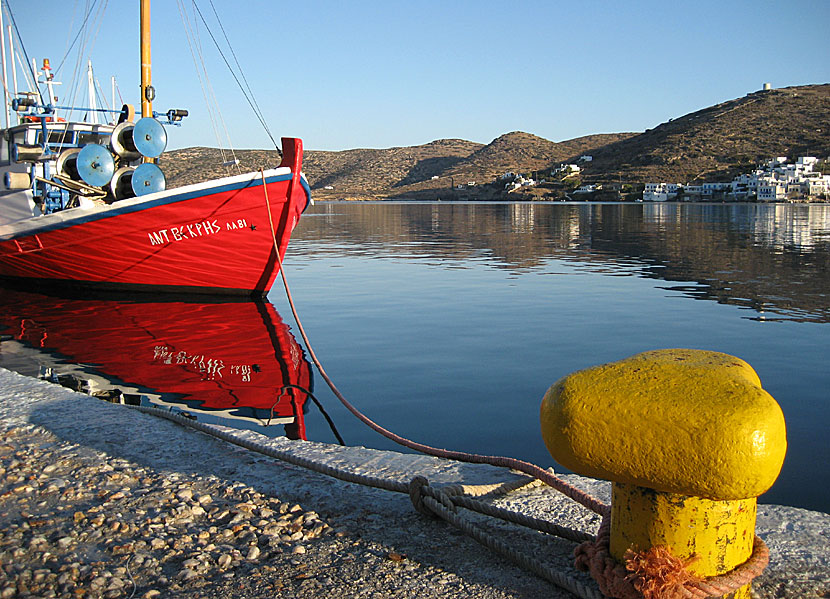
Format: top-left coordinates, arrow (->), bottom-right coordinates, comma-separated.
0,1 -> 310,296
0,287 -> 316,440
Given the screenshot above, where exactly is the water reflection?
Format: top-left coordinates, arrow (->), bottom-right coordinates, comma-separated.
286,201 -> 830,512
0,287 -> 324,441
295,202 -> 830,322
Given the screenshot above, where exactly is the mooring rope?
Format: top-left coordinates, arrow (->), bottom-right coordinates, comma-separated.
260,170 -> 608,517
127,404 -> 603,598
573,514 -> 770,599
254,171 -> 773,598
123,173 -> 773,599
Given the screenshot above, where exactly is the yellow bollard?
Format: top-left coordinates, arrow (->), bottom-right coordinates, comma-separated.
540,349 -> 787,598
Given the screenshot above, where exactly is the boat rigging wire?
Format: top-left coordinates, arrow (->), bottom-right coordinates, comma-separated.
2,0 -> 43,104
54,0 -> 100,75
203,0 -> 271,147
191,0 -> 281,155
63,0 -> 108,122
176,0 -> 239,173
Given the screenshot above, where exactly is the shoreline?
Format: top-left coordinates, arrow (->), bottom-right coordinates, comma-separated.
0,367 -> 828,598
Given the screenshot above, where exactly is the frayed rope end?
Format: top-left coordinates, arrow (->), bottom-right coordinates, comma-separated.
624,546 -> 701,599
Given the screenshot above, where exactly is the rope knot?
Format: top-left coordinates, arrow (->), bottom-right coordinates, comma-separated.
408,476 -> 457,518
408,476 -> 433,517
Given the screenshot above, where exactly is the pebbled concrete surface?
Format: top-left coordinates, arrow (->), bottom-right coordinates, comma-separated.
0,368 -> 827,598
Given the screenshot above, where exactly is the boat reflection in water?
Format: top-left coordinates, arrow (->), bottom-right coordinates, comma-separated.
0,287 -> 325,441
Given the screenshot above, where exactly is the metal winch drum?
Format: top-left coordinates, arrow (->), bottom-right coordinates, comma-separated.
76,144 -> 116,188
108,163 -> 165,199
110,117 -> 167,160
109,166 -> 137,200
4,171 -> 31,190
56,148 -> 82,181
131,162 -> 166,196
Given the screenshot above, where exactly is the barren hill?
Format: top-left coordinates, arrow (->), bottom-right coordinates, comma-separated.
439,132 -> 633,183
581,84 -> 830,184
303,138 -> 484,197
161,83 -> 830,198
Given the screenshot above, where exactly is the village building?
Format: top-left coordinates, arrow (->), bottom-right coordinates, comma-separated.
644,157 -> 829,202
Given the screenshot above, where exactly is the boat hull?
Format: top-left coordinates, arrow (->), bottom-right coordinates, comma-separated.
0,138 -> 310,296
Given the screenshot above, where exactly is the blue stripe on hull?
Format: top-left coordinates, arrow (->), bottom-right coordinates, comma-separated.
0,171 -> 311,242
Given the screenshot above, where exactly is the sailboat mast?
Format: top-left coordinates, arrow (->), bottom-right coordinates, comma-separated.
0,5 -> 10,128
140,0 -> 152,119
86,61 -> 99,124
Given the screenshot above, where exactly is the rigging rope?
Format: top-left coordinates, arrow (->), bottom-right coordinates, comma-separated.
191,0 -> 281,154
176,0 -> 240,173
55,0 -> 101,75
61,0 -> 109,121
3,0 -> 44,104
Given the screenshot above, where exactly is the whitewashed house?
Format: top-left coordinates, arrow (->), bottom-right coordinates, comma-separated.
807,175 -> 830,197
553,164 -> 581,176
644,156 -> 826,202
758,182 -> 787,202
643,182 -> 681,202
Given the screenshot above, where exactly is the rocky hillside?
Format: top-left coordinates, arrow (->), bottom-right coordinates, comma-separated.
438,132 -> 633,184
303,138 -> 484,197
161,84 -> 830,198
581,84 -> 830,185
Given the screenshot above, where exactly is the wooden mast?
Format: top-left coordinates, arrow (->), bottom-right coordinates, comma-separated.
140,0 -> 152,119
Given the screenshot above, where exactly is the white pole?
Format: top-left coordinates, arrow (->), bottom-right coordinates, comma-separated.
44,61 -> 56,110
86,60 -> 98,124
8,26 -> 17,107
0,6 -> 9,128
14,51 -> 33,92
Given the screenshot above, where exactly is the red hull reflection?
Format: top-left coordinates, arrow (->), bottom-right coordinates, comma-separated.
0,287 -> 313,440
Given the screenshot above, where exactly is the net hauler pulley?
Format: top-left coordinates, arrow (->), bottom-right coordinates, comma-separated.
131,162 -> 165,196
109,166 -> 136,200
76,144 -> 116,188
56,148 -> 82,181
110,116 -> 167,161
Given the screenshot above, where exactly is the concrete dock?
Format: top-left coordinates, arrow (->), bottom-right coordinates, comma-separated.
0,368 -> 827,598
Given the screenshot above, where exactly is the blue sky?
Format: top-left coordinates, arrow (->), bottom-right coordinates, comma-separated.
7,0 -> 830,151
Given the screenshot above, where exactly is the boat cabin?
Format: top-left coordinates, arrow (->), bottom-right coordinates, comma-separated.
0,120 -> 116,227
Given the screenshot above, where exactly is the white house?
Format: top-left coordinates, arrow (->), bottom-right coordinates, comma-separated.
643,182 -> 681,202
702,182 -> 730,196
758,183 -> 787,202
641,156 -> 825,202
553,164 -> 581,176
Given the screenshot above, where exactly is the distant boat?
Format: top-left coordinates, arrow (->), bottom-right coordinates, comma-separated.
0,286 -> 315,440
0,0 -> 310,296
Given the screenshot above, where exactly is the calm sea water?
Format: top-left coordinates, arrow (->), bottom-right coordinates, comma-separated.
273,202 -> 829,513
1,201 -> 827,513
